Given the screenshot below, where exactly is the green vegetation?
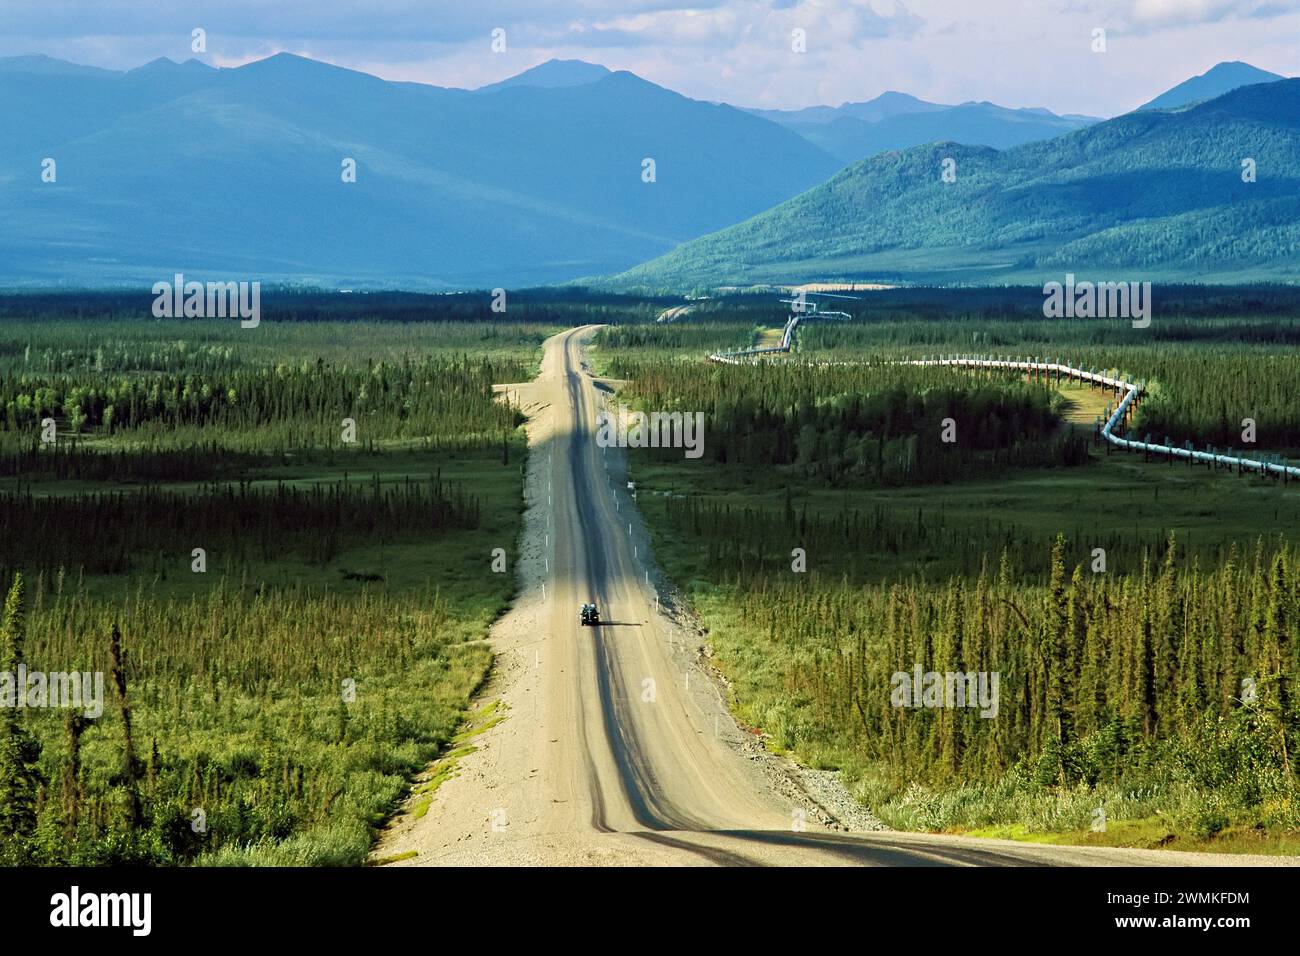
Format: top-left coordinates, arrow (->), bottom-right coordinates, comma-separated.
6,287 -> 1300,862
0,304 -> 561,866
689,537 -> 1300,848
602,303 -> 1300,850
603,293 -> 1300,452
794,316 -> 1300,452
604,356 -> 1087,486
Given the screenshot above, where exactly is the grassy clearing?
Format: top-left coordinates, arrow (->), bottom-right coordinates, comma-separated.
402,700 -> 510,823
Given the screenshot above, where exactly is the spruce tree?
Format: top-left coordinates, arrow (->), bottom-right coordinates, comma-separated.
109,623 -> 142,830
1042,535 -> 1070,780
0,575 -> 43,864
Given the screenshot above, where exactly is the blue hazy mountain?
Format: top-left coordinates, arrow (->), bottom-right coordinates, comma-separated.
749,92 -> 1098,162
1137,60 -> 1285,111
0,53 -> 840,288
748,90 -> 947,127
475,58 -> 612,93
613,79 -> 1300,289
0,53 -> 119,78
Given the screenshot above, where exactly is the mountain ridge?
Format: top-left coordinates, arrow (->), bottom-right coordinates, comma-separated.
610,79 -> 1300,290
749,90 -> 1099,162
1138,60 -> 1286,111
0,51 -> 839,288
0,52 -> 1292,290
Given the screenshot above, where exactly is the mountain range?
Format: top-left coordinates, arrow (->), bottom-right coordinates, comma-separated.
0,53 -> 1291,290
0,53 -> 839,288
748,94 -> 1099,163
614,78 -> 1300,289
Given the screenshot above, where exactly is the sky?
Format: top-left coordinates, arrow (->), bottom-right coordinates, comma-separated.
1,0 -> 1297,117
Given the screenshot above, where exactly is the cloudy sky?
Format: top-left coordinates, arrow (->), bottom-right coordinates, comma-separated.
2,1 -> 1296,116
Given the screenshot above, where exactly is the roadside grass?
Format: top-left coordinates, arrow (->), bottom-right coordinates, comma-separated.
452,700 -> 508,743
961,819 -> 1300,856
871,775 -> 1300,856
183,635 -> 493,867
397,700 -> 509,826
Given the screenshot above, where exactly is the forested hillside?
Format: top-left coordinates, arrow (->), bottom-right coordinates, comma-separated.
614,80 -> 1300,289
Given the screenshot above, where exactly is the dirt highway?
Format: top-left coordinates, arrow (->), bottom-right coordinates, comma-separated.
373,327 -> 1296,867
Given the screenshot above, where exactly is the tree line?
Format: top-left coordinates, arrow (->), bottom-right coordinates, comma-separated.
610,357 -> 1086,486
0,476 -> 480,576
715,535 -> 1298,832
